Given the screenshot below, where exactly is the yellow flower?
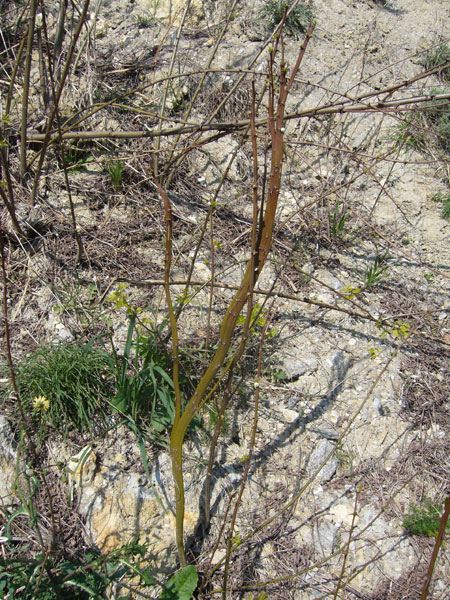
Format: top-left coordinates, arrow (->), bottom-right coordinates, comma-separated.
33,395 -> 50,412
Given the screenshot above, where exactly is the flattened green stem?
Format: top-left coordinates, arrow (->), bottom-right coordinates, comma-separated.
166,25 -> 315,566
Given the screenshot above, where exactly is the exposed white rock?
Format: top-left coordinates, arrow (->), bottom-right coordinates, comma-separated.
67,443 -> 199,573
307,439 -> 338,484
0,416 -> 18,501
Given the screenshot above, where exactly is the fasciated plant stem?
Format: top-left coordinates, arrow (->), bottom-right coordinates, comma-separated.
164,25 -> 315,567
205,77 -> 261,532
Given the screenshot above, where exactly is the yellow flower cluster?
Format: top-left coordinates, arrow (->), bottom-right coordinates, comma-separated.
33,395 -> 50,412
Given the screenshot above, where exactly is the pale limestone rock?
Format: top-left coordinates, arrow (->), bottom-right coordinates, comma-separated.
307,438 -> 338,483
0,416 -> 18,500
311,518 -> 338,559
281,356 -> 319,381
350,504 -> 416,590
68,445 -> 198,570
137,0 -> 204,26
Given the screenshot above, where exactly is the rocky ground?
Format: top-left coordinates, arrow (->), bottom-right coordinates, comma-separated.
1,0 -> 449,598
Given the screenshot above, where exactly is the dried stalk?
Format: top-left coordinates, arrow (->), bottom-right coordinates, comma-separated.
30,0 -> 91,206
20,0 -> 38,181
40,6 -> 84,262
27,92 -> 450,143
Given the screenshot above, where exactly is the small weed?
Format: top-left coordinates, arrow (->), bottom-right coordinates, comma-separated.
0,538 -> 154,599
10,341 -> 112,433
264,367 -> 288,383
421,43 -> 450,81
432,191 -> 450,219
403,498 -> 448,537
260,0 -> 314,38
53,276 -> 101,328
364,250 -> 389,289
107,160 -> 124,190
391,87 -> 450,156
137,15 -> 152,28
391,119 -> 426,152
329,199 -> 347,239
377,319 -> 410,339
158,565 -> 198,600
423,88 -> 450,153
237,302 -> 277,337
63,145 -> 94,172
390,321 -> 410,339
343,285 -> 361,299
167,82 -> 190,116
237,302 -> 267,329
368,347 -> 381,359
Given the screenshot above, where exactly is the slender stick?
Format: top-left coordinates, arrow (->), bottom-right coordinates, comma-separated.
420,494 -> 450,600
40,5 -> 84,262
332,490 -> 360,600
163,0 -> 241,186
0,226 -> 57,551
153,0 -> 191,178
221,299 -> 275,599
157,181 -> 185,564
26,93 -> 450,143
30,0 -> 91,206
20,0 -> 38,181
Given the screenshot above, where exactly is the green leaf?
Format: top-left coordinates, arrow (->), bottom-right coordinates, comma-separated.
158,565 -> 198,600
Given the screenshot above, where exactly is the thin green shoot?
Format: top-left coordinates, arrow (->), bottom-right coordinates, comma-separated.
364,250 -> 389,289
107,160 -> 124,190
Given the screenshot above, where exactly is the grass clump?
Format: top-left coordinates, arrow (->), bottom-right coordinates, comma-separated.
12,341 -> 112,433
403,498 -> 448,537
260,0 -> 314,38
106,311 -> 177,434
424,89 -> 450,153
392,89 -> 450,155
364,251 -> 389,288
432,190 -> 450,219
107,316 -> 201,442
104,284 -> 200,440
422,43 -> 450,81
107,160 -> 124,190
136,15 -> 152,28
